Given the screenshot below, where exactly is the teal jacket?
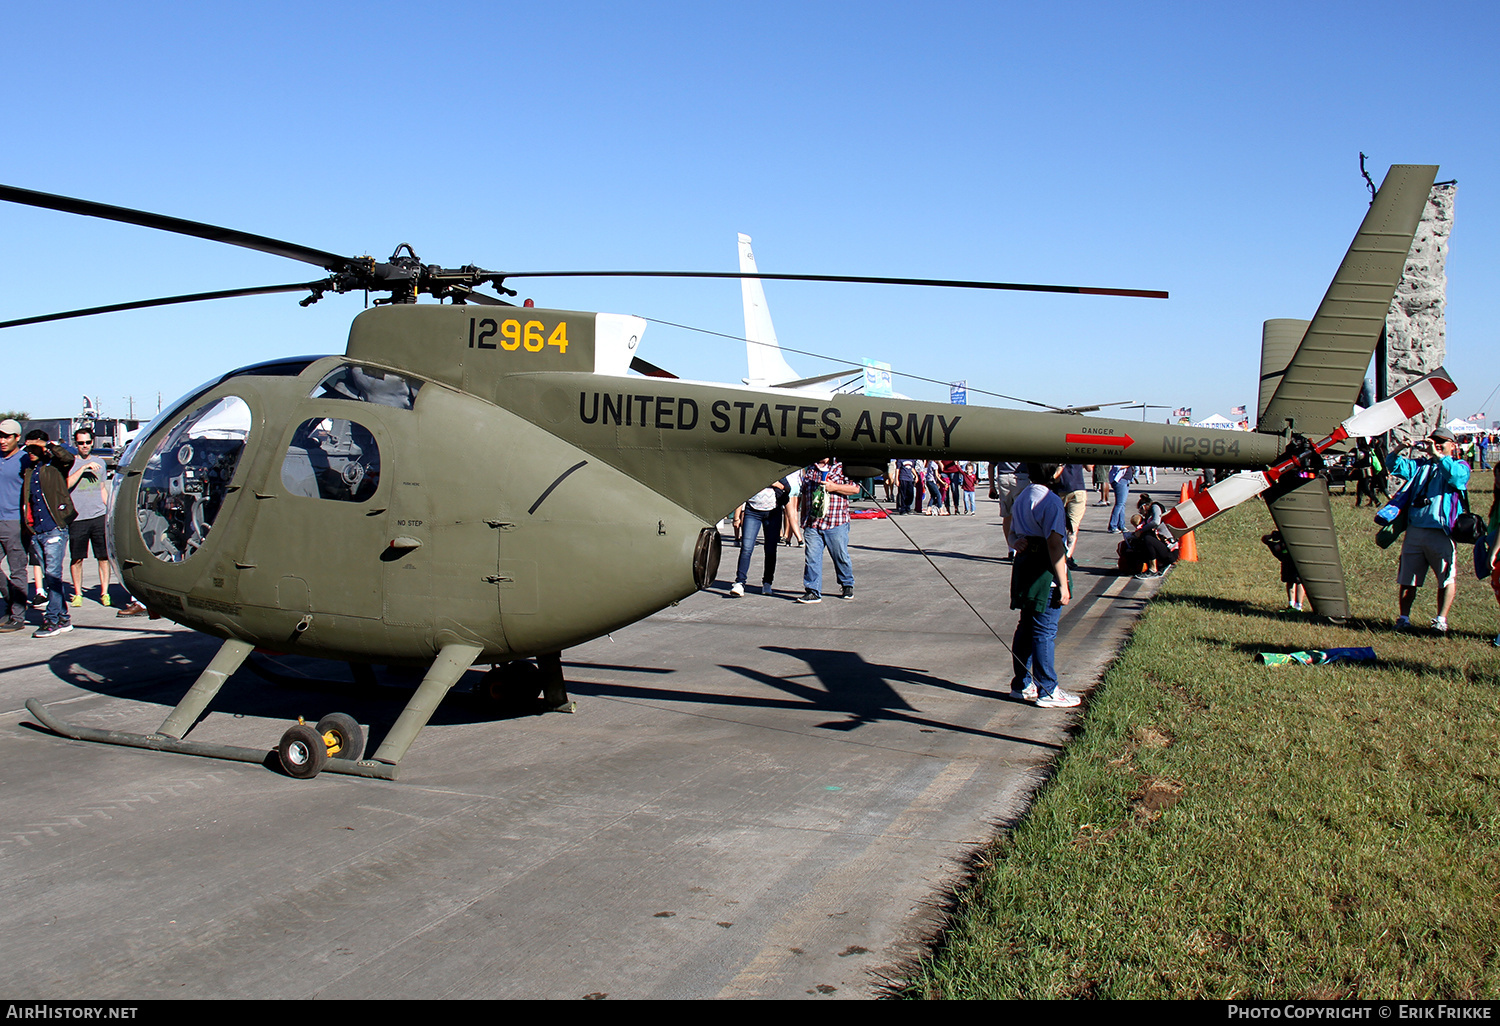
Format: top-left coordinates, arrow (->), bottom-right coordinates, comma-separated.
1390,454 -> 1470,532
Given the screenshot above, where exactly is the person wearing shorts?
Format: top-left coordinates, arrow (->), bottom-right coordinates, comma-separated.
1391,428 -> 1470,633
1056,464 -> 1089,565
67,428 -> 113,607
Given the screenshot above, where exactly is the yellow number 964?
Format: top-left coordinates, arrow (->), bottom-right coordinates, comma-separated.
469,317 -> 570,354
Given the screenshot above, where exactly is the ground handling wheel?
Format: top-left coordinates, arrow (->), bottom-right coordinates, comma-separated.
277,723 -> 329,779
316,712 -> 365,761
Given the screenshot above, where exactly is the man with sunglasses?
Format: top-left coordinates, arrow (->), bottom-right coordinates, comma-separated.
67,428 -> 112,608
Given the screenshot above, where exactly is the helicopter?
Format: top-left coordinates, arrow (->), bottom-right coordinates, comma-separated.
1,163 -> 1451,780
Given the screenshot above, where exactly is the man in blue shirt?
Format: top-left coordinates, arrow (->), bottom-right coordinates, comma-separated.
0,419 -> 26,632
1391,427 -> 1471,633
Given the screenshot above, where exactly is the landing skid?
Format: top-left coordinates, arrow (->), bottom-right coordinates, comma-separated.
23,639 -> 577,781
23,698 -> 397,779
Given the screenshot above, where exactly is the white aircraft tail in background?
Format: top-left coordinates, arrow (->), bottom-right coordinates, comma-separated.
737,233 -> 885,394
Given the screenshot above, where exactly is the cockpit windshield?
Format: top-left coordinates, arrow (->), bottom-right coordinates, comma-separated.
136,396 -> 252,563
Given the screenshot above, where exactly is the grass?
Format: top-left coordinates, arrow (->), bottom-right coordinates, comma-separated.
902,474 -> 1500,999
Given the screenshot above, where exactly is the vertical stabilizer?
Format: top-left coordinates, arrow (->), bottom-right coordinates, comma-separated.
739,234 -> 801,388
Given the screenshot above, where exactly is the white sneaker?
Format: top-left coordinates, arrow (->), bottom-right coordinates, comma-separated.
729,582 -> 745,598
1431,616 -> 1448,633
1035,688 -> 1081,709
1011,682 -> 1038,703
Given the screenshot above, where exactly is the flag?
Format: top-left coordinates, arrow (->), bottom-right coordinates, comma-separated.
1173,407 -> 1192,418
1230,405 -> 1246,416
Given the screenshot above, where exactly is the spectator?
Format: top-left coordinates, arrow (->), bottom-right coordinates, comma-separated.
1007,463 -> 1077,708
797,458 -> 858,603
20,430 -> 77,638
730,477 -> 790,597
1107,465 -> 1136,533
0,419 -> 26,632
67,428 -> 113,607
1391,428 -> 1470,633
1261,529 -> 1306,612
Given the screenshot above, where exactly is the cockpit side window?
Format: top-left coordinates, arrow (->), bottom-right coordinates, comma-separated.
310,365 -> 423,410
281,418 -> 381,503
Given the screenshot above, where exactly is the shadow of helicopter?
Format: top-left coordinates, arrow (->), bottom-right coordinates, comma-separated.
558,645 -> 1065,752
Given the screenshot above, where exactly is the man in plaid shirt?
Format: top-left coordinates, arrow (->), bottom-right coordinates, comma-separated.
797,458 -> 859,603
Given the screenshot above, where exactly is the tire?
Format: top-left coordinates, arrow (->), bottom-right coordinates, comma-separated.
278,723 -> 328,779
316,712 -> 365,761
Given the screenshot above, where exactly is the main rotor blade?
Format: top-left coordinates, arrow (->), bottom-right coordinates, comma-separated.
0,281 -> 330,330
497,270 -> 1168,299
0,184 -> 352,271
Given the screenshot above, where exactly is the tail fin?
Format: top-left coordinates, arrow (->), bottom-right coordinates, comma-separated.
738,234 -> 801,388
1259,164 -> 1438,439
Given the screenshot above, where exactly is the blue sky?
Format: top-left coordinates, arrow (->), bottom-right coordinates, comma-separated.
3,1 -> 1496,426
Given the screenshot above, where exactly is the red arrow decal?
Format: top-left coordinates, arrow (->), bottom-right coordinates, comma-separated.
1065,432 -> 1135,448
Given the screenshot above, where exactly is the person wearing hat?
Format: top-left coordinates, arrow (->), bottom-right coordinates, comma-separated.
1391,426 -> 1471,633
0,419 -> 27,632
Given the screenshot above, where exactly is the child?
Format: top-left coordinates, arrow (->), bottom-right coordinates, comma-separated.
1262,530 -> 1307,612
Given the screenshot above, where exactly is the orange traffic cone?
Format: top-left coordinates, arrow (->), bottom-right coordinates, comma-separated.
1176,481 -> 1199,563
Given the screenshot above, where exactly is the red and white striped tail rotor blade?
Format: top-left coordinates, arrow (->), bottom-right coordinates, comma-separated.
1340,367 -> 1458,439
1162,472 -> 1271,537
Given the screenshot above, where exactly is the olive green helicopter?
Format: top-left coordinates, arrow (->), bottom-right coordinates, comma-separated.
0,164 -> 1454,779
